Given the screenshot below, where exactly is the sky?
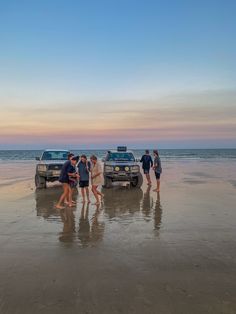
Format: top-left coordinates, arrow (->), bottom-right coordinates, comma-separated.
0,0 -> 235,149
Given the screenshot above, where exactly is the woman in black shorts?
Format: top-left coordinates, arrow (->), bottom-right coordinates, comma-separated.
77,155 -> 91,203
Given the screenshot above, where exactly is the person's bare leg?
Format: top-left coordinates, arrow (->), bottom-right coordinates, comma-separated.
92,186 -> 100,205
81,188 -> 86,203
86,187 -> 90,203
146,173 -> 152,185
56,184 -> 68,209
153,179 -> 160,192
96,189 -> 104,199
68,186 -> 76,207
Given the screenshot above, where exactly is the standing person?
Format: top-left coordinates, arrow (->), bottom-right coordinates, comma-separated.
77,155 -> 91,203
56,156 -> 79,209
140,150 -> 153,185
153,150 -> 162,192
90,155 -> 103,205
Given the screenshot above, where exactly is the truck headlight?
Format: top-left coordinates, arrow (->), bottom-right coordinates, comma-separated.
125,166 -> 130,172
38,165 -> 47,172
131,165 -> 139,173
114,166 -> 120,172
105,166 -> 113,172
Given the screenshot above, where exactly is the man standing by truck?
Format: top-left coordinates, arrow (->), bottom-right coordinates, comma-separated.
140,150 -> 153,185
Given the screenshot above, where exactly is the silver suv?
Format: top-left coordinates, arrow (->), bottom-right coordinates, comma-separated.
103,147 -> 143,188
35,149 -> 70,189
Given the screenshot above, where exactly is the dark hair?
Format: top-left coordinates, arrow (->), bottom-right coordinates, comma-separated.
90,155 -> 97,161
68,153 -> 74,159
71,155 -> 79,162
153,150 -> 159,156
81,154 -> 87,159
145,150 -> 149,154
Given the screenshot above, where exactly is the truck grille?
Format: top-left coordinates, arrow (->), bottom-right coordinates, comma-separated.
48,164 -> 63,171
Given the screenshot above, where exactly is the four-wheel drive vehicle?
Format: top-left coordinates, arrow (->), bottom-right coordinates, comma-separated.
35,149 -> 70,189
103,146 -> 143,188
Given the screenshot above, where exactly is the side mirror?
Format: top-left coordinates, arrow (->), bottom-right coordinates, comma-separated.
35,157 -> 40,161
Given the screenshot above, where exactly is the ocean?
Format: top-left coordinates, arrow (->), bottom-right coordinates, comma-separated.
0,148 -> 236,161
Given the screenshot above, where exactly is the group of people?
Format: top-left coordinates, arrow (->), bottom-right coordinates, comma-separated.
56,154 -> 103,209
140,150 -> 162,192
55,149 -> 162,209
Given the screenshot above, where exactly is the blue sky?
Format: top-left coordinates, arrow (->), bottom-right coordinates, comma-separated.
0,0 -> 236,148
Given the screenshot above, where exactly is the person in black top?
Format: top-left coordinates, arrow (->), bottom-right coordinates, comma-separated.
56,156 -> 79,209
77,155 -> 91,203
140,150 -> 153,185
153,150 -> 162,192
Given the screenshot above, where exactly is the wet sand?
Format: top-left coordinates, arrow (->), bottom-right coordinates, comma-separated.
0,160 -> 236,314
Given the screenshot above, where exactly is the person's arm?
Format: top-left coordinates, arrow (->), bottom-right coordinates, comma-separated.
150,156 -> 153,167
153,158 -> 157,170
91,163 -> 102,179
140,155 -> 144,163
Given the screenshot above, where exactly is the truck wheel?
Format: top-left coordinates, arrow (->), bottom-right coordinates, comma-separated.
35,174 -> 46,189
131,173 -> 143,188
103,176 -> 112,188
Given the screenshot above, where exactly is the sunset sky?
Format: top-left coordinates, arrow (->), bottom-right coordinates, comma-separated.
0,0 -> 236,149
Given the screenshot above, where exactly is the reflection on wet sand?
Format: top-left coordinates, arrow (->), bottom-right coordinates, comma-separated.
35,185 -> 163,245
35,187 -> 78,221
59,208 -> 76,243
102,187 -> 143,219
78,203 -> 105,247
153,192 -> 162,234
141,186 -> 154,219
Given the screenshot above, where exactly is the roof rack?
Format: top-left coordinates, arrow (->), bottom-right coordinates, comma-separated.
117,146 -> 127,152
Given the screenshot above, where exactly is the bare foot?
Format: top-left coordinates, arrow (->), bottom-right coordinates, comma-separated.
56,204 -> 65,209
87,199 -> 91,203
93,202 -> 100,206
68,203 -> 76,207
153,189 -> 158,192
71,200 -> 77,204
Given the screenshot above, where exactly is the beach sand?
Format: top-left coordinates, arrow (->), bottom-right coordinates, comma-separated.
0,160 -> 236,314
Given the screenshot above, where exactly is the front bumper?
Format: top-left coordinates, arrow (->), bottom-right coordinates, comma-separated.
104,172 -> 139,181
37,170 -> 61,180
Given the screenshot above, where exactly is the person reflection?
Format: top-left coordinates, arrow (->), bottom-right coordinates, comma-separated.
90,205 -> 105,245
141,185 -> 153,219
78,203 -> 105,247
78,203 -> 90,247
153,192 -> 162,234
59,208 -> 76,243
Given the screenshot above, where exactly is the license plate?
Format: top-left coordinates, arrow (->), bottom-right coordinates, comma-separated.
53,170 -> 61,176
119,172 -> 126,176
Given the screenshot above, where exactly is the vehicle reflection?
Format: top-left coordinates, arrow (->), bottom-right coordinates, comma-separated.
35,187 -> 62,220
101,187 -> 143,219
35,187 -> 78,221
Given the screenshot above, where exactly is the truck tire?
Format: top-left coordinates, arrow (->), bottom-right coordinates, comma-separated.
103,176 -> 113,188
131,173 -> 143,188
35,174 -> 46,189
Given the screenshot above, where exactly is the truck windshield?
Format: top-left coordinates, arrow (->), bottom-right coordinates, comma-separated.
41,151 -> 69,160
107,152 -> 135,161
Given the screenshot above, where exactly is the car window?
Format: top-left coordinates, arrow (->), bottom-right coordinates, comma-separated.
106,152 -> 135,161
41,151 -> 68,160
